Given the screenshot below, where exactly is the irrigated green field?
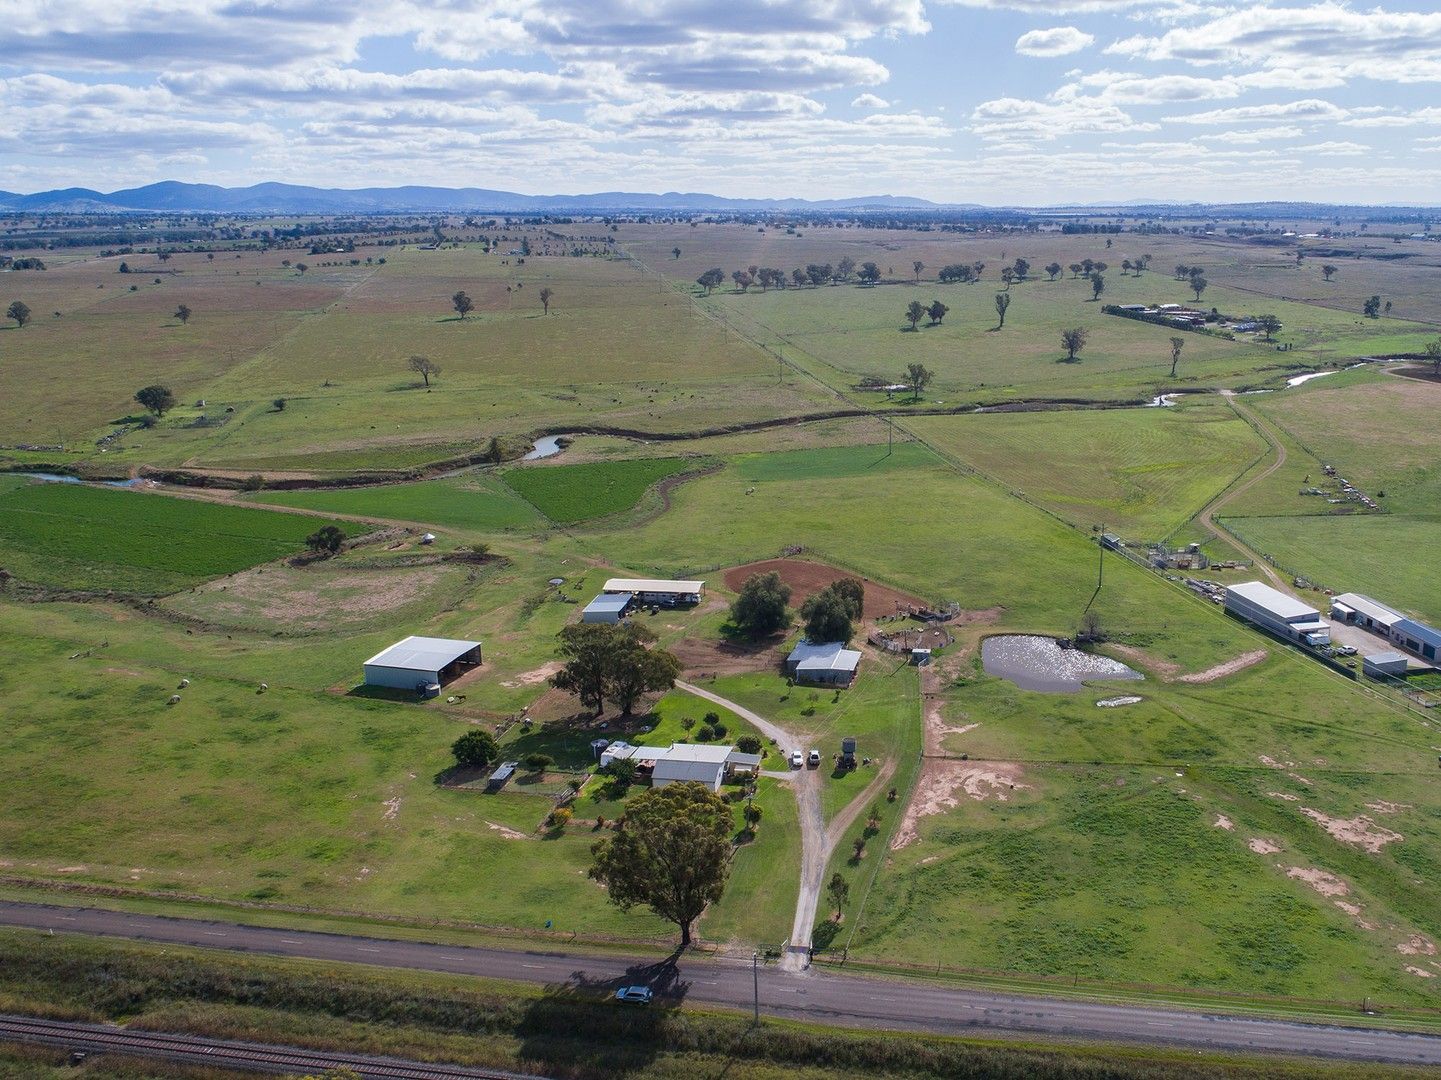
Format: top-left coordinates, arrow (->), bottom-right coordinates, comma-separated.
0,478 -> 364,594
502,456 -> 705,523
255,473 -> 544,531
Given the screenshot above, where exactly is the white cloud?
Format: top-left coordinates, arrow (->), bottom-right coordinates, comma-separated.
1169,99 -> 1350,125
1015,26 -> 1094,57
852,93 -> 890,109
970,95 -> 1156,140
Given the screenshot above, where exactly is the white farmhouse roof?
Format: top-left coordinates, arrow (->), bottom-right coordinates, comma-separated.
1227,582 -> 1318,622
652,758 -> 727,786
1332,593 -> 1405,628
364,636 -> 481,672
604,742 -> 742,766
789,640 -> 862,674
584,593 -> 633,614
603,578 -> 704,594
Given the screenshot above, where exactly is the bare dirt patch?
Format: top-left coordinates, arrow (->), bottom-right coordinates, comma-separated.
1397,935 -> 1438,957
1248,838 -> 1281,854
722,558 -> 936,620
1406,966 -> 1436,978
893,761 -> 1030,850
382,796 -> 401,821
1285,866 -> 1349,898
669,634 -> 787,678
1365,801 -> 1411,815
1177,649 -> 1268,684
1214,814 -> 1235,831
1107,643 -> 1181,680
501,661 -> 564,689
1300,808 -> 1403,854
484,820 -> 529,840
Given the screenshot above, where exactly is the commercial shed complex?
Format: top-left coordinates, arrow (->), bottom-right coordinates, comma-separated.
1330,592 -> 1441,664
363,636 -> 482,692
1224,582 -> 1330,646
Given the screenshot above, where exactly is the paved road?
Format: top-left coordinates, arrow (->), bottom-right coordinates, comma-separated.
3,900 -> 1439,1066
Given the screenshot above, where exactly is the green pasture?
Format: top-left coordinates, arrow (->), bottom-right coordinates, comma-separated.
907,401 -> 1265,539
502,456 -> 705,523
255,473 -> 544,531
0,480 -> 363,594
1220,514 -> 1441,624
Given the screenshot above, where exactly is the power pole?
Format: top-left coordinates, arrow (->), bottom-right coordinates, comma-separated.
1096,523 -> 1106,591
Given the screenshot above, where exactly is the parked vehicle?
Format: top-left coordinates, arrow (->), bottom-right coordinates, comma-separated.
807,749 -> 821,767
615,985 -> 654,1004
789,749 -> 804,768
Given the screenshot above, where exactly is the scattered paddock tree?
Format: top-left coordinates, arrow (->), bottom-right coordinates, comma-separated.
1425,339 -> 1441,377
451,290 -> 473,318
828,872 -> 850,919
452,729 -> 499,769
1189,274 -> 1207,302
1045,262 -> 1062,281
1256,314 -> 1282,341
7,300 -> 31,328
1363,294 -> 1382,318
927,300 -> 948,325
994,291 -> 1011,328
134,384 -> 175,417
905,299 -> 925,330
912,260 -> 924,283
551,622 -> 680,716
1169,336 -> 1185,378
858,262 -> 881,285
590,781 -> 732,948
407,354 -> 440,387
173,304 -> 191,324
1061,327 -> 1088,361
305,524 -> 346,556
904,362 -> 934,402
1322,264 -> 1338,281
697,268 -> 725,295
1091,273 -> 1106,301
672,247 -> 681,259
731,571 -> 792,637
539,287 -> 553,314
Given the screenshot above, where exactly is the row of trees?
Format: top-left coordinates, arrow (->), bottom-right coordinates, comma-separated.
451,286 -> 554,319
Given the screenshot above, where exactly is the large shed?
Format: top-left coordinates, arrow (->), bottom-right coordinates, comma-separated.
1223,582 -> 1330,646
786,640 -> 863,686
603,578 -> 704,606
1330,593 -> 1405,633
363,636 -> 482,691
1392,618 -> 1441,663
582,593 -> 633,624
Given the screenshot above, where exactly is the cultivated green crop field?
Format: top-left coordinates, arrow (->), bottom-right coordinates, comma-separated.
502,456 -> 704,523
0,478 -> 363,594
2,218 -> 1439,1014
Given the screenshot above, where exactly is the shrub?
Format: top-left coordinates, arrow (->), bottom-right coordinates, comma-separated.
711,722 -> 728,739
735,735 -> 762,755
451,729 -> 499,769
241,474 -> 266,492
695,724 -> 716,742
523,753 -> 553,772
548,807 -> 572,828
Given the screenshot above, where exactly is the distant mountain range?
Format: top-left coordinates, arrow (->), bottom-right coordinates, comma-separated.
2,182 -> 1437,218
0,181 -> 954,214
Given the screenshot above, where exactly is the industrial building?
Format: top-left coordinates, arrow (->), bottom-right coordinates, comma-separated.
1330,593 -> 1405,635
363,636 -> 483,692
786,640 -> 863,686
1393,619 -> 1441,663
581,593 -> 632,624
599,741 -> 762,792
602,578 -> 704,606
1223,582 -> 1330,646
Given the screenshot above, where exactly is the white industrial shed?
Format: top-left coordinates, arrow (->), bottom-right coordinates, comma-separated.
787,640 -> 862,686
1331,593 -> 1405,633
363,636 -> 482,692
582,593 -> 632,624
1362,652 -> 1410,679
1224,582 -> 1330,646
602,578 -> 704,606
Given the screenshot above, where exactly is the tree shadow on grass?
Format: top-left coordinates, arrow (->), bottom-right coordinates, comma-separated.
516,952 -> 690,1076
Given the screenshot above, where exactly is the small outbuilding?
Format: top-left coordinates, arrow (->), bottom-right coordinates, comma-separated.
787,640 -> 862,686
582,593 -> 633,624
363,635 -> 482,692
1362,652 -> 1410,679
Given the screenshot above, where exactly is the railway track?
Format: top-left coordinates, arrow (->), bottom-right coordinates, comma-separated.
0,1013 -> 548,1079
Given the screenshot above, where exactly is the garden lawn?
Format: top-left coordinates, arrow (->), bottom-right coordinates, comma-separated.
0,481 -> 364,594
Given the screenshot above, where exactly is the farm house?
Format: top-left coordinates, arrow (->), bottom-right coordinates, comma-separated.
787,640 -> 862,686
363,636 -> 482,692
1223,582 -> 1330,646
582,593 -> 632,624
599,741 -> 761,792
602,577 -> 704,606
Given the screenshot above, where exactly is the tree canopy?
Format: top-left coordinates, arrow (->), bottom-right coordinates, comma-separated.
134,384 -> 175,417
800,578 -> 863,643
730,571 -> 792,637
904,362 -> 933,401
589,782 -> 733,947
407,355 -> 440,387
7,300 -> 31,328
451,290 -> 473,318
305,524 -> 346,556
551,622 -> 680,715
452,729 -> 499,769
1061,327 -> 1087,361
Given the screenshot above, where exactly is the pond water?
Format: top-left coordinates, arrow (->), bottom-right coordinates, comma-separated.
982,634 -> 1143,693
523,434 -> 571,460
19,472 -> 145,488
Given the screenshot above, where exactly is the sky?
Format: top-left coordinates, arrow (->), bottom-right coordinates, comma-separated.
6,0 -> 1441,205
